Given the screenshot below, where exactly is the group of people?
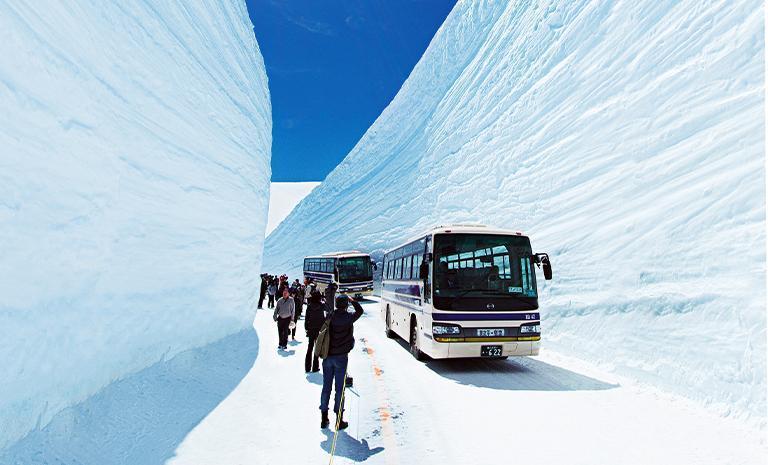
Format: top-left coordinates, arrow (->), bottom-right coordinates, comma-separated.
258,273 -> 364,430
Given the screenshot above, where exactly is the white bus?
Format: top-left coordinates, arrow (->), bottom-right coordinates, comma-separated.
303,251 -> 376,300
380,225 -> 552,360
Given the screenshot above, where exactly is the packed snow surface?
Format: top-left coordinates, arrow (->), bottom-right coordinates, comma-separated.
263,0 -> 766,423
0,0 -> 271,451
169,300 -> 766,465
266,182 -> 320,236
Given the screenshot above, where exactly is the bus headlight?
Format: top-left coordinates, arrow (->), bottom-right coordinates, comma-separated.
433,324 -> 461,335
520,324 -> 540,334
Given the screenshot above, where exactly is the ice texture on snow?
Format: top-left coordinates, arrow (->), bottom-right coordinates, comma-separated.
263,0 -> 765,422
0,1 -> 271,449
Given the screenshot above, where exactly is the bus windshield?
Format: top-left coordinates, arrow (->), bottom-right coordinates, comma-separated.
433,233 -> 537,300
337,256 -> 373,283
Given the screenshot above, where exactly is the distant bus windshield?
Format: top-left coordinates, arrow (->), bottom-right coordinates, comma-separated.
337,256 -> 373,283
433,234 -> 537,300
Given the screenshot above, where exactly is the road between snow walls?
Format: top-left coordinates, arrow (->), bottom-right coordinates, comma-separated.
262,0 -> 767,427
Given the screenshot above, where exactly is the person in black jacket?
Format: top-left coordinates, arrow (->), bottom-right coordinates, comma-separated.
319,283 -> 363,430
257,274 -> 268,309
304,290 -> 326,373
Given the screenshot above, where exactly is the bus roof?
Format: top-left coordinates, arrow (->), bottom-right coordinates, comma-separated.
385,224 -> 528,255
304,251 -> 370,259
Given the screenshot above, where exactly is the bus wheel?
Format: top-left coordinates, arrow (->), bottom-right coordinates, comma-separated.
410,318 -> 426,361
385,307 -> 396,339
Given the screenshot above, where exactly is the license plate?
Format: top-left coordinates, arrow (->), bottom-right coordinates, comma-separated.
481,345 -> 503,357
476,328 -> 505,337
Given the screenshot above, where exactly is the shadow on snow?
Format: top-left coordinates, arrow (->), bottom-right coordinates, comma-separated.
426,356 -> 618,391
391,337 -> 616,391
320,428 -> 384,462
1,328 -> 258,465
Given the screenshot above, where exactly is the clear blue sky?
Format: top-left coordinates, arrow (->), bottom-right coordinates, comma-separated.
245,0 -> 456,182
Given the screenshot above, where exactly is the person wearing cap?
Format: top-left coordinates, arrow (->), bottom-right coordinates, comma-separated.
319,283 -> 363,430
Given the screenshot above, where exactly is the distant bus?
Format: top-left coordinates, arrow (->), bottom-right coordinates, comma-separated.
380,225 -> 552,360
303,251 -> 376,300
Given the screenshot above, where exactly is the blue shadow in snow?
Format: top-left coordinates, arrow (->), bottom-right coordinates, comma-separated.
320,429 -> 384,462
0,328 -> 258,465
426,355 -> 618,392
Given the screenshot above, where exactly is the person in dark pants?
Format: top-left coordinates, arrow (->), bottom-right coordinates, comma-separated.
291,284 -> 305,340
258,274 -> 268,309
267,280 -> 277,309
273,287 -> 295,349
304,290 -> 326,372
319,283 -> 363,430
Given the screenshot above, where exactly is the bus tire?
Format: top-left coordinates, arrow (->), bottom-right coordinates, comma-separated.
410,316 -> 426,361
385,306 -> 396,339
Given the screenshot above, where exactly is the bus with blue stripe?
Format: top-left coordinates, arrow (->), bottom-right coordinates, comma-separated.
380,225 -> 552,360
303,251 -> 376,300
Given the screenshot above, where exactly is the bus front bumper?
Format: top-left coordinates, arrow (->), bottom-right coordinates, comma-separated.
339,288 -> 374,298
425,337 -> 540,358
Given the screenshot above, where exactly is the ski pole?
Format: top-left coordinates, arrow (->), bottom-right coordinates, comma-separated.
328,363 -> 348,465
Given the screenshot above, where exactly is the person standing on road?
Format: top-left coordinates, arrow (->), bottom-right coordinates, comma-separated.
258,274 -> 269,309
319,283 -> 363,430
291,284 -> 305,340
267,280 -> 277,309
304,290 -> 326,373
273,287 -> 295,349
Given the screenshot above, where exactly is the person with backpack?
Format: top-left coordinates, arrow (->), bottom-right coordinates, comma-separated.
273,287 -> 295,350
303,289 -> 326,373
317,283 -> 363,430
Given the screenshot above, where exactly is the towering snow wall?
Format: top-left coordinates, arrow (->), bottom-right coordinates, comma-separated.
264,0 -> 765,421
0,1 -> 271,450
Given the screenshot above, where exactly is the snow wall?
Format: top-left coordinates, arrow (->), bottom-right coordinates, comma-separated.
263,0 -> 765,423
0,1 -> 271,450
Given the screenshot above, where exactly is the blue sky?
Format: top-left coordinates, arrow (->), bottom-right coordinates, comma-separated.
245,0 -> 456,182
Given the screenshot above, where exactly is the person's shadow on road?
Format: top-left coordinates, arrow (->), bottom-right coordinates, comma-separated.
320,429 -> 384,462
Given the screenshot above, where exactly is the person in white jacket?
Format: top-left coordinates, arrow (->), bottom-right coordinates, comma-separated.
273,287 -> 295,349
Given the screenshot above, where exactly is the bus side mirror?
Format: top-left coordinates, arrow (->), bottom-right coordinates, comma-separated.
419,261 -> 429,280
543,260 -> 552,280
334,266 -> 339,281
373,262 -> 378,271
532,253 -> 553,280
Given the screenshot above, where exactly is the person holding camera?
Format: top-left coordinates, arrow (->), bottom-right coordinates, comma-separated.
273,287 -> 295,350
319,283 -> 363,430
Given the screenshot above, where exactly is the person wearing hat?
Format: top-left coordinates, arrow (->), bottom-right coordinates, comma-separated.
319,283 -> 363,430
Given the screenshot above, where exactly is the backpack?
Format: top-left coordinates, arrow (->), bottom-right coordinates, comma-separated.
314,310 -> 335,359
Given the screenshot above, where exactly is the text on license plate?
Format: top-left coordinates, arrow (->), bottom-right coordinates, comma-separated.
476,328 -> 505,337
481,345 -> 503,357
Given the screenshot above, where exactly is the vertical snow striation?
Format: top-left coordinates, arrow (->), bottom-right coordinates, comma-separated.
0,1 -> 271,450
263,0 -> 765,422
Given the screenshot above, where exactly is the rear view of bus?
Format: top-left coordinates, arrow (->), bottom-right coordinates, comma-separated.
381,225 -> 552,360
304,251 -> 375,300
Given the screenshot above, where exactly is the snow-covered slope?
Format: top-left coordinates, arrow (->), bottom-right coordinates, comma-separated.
263,0 -> 765,422
266,182 -> 320,236
0,1 -> 271,450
